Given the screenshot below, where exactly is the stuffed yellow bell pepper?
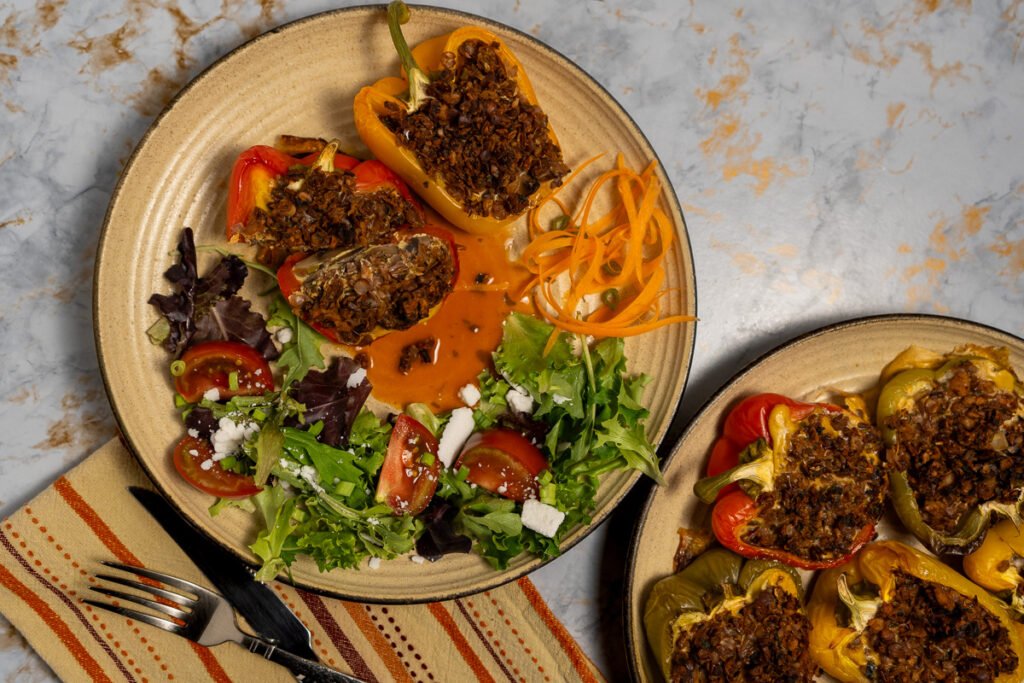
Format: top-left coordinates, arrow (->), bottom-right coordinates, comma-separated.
808,540 -> 1024,682
964,518 -> 1024,614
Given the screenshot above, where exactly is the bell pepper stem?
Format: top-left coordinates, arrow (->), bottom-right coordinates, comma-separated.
837,573 -> 879,632
387,1 -> 431,111
693,450 -> 774,504
312,139 -> 341,174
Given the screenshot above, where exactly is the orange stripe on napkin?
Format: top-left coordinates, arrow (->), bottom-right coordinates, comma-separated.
518,578 -> 600,683
55,476 -> 233,683
429,602 -> 497,683
0,561 -> 114,683
342,601 -> 413,683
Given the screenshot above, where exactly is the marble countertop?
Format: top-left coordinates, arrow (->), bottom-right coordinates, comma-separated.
1,0 -> 1022,680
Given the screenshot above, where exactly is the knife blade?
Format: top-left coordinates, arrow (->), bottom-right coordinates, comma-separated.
129,486 -> 319,661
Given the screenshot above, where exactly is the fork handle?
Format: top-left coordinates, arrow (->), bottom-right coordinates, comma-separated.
241,634 -> 367,682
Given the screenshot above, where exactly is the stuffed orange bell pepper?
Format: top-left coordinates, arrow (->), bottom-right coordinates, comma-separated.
353,1 -> 570,234
226,138 -> 423,266
808,540 -> 1024,682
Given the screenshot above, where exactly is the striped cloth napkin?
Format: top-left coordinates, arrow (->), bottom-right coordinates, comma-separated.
0,439 -> 604,683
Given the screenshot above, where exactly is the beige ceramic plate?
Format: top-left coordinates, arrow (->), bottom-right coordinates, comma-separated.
624,314 -> 1024,681
94,6 -> 696,602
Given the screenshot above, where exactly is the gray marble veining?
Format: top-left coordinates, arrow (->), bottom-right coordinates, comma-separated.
2,0 -> 1022,679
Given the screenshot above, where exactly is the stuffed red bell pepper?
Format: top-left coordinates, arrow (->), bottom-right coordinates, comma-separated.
693,393 -> 886,570
276,225 -> 458,346
226,137 -> 424,266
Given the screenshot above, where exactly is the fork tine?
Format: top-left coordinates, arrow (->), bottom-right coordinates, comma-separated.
95,574 -> 194,607
101,561 -> 204,596
89,586 -> 189,620
83,599 -> 184,635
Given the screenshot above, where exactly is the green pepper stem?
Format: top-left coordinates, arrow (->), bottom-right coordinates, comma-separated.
837,574 -> 880,632
387,1 -> 431,111
693,452 -> 774,504
312,139 -> 341,174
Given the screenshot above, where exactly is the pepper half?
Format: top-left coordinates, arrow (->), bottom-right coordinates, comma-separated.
876,344 -> 1024,555
693,393 -> 885,570
226,138 -> 423,265
276,225 -> 458,346
644,548 -> 815,682
964,518 -> 1024,614
808,540 -> 1024,683
353,2 -> 568,234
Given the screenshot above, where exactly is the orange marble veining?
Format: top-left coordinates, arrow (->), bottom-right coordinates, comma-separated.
908,42 -> 968,92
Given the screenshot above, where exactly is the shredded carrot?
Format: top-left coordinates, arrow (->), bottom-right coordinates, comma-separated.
519,154 -> 695,338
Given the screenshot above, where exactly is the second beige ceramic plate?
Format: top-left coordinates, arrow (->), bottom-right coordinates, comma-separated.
624,314 -> 1024,682
94,7 -> 696,602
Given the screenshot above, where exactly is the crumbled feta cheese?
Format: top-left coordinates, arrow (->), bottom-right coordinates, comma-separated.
505,387 -> 534,414
200,459 -> 214,471
203,387 -> 221,402
298,465 -> 324,494
187,428 -> 199,438
368,557 -> 381,570
520,499 -> 565,538
552,394 -> 571,405
211,417 -> 259,459
188,449 -> 199,457
275,327 -> 294,344
347,367 -> 367,388
410,555 -> 426,565
458,383 -> 481,407
438,407 -> 475,467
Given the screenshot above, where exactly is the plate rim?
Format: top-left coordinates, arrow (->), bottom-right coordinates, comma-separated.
622,312 -> 1024,680
92,4 -> 698,603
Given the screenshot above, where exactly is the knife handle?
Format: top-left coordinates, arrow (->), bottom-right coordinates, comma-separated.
242,634 -> 367,682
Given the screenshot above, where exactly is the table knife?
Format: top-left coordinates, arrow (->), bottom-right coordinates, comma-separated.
129,486 -> 319,662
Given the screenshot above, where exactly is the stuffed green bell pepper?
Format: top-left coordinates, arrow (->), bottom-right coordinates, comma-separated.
644,547 -> 818,682
876,344 -> 1024,554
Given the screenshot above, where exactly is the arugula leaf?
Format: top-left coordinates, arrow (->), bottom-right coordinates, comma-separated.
268,296 -> 327,386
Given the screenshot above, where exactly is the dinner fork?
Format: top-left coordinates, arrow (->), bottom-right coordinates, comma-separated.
84,561 -> 366,682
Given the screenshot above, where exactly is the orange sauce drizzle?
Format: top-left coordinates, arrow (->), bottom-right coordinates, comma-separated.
358,224 -> 530,412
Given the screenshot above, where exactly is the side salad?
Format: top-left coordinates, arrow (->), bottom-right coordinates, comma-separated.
149,228 -> 663,578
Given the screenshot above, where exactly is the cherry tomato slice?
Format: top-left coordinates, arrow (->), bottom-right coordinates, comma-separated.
172,435 -> 262,499
375,415 -> 440,516
456,429 -> 548,502
174,341 -> 274,403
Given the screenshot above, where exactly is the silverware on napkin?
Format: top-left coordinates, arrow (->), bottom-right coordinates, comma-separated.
85,561 -> 364,682
127,486 -> 319,660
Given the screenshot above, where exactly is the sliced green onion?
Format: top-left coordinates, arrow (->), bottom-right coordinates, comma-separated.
253,408 -> 267,422
601,288 -> 620,310
540,483 -> 558,506
170,360 -> 187,377
456,465 -> 470,482
228,371 -> 239,391
334,480 -> 355,497
420,452 -> 436,467
174,394 -> 188,408
219,456 -> 237,470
